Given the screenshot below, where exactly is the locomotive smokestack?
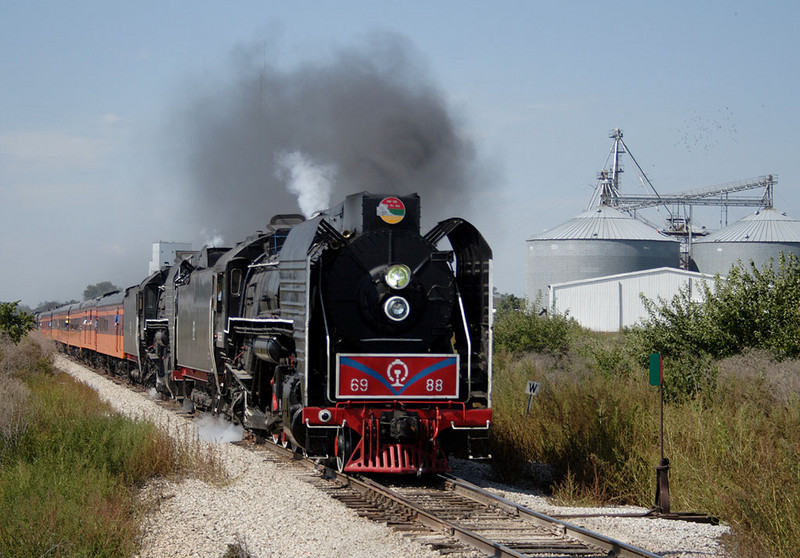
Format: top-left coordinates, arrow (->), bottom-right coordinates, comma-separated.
175,32 -> 480,239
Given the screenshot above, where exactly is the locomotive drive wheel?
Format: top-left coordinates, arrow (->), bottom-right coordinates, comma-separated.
336,427 -> 355,473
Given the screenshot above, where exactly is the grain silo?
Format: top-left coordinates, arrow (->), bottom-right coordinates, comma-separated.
692,208 -> 800,276
525,204 -> 681,304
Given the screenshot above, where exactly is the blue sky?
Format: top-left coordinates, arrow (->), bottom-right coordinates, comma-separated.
1,1 -> 798,306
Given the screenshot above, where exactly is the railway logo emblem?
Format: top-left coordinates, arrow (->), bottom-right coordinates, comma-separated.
377,197 -> 406,224
387,359 -> 409,387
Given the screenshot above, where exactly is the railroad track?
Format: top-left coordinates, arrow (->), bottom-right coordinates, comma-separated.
76,357 -> 663,558
254,440 -> 663,558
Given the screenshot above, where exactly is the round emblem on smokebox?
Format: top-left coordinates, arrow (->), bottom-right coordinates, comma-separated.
377,197 -> 406,224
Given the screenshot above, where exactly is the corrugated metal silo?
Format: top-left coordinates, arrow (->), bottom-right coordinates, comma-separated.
692,208 -> 800,275
525,204 -> 681,304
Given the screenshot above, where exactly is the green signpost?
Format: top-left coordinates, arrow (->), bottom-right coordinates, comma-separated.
649,352 -> 670,514
649,352 -> 662,387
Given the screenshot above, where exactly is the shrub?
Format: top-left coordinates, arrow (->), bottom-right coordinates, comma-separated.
494,305 -> 579,355
491,258 -> 800,556
633,254 -> 800,361
490,351 -> 655,504
0,333 -> 55,381
578,335 -> 639,379
0,302 -> 36,344
661,356 -> 800,558
646,352 -> 718,404
0,335 -> 49,463
490,334 -> 800,558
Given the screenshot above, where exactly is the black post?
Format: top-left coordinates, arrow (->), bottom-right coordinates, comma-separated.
655,457 -> 671,514
661,377 -> 664,460
654,371 -> 670,513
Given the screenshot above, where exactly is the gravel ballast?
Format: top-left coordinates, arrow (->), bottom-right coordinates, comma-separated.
54,355 -> 730,557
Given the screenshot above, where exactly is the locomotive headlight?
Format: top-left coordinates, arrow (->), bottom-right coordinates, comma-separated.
385,264 -> 411,290
383,296 -> 411,322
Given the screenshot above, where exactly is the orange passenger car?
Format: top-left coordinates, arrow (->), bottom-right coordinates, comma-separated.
38,291 -> 125,365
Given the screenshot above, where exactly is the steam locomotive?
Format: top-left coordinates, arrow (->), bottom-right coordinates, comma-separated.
39,192 -> 493,474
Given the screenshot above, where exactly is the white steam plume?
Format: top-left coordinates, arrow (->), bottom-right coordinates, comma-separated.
200,229 -> 226,248
274,151 -> 336,218
195,414 -> 244,443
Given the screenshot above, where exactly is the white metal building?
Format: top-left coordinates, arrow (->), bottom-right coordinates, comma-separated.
149,241 -> 193,275
549,267 -> 717,332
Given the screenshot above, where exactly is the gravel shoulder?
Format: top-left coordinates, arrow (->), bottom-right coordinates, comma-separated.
54,355 -> 730,558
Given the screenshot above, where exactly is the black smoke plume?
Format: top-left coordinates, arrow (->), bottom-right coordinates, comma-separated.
176,33 -> 480,240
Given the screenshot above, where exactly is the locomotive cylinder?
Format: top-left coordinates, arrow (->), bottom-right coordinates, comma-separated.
154,330 -> 168,347
253,336 -> 292,363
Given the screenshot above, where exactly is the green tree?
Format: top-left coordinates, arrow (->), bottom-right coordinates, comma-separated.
495,292 -> 526,315
0,301 -> 36,343
493,305 -> 577,355
634,253 -> 800,361
83,281 -> 120,301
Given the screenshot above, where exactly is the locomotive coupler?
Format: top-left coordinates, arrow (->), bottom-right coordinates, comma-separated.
379,409 -> 420,443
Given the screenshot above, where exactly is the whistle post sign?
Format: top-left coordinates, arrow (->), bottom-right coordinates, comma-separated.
525,380 -> 541,396
649,353 -> 663,386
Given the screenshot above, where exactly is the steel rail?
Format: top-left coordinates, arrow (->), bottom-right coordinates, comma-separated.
358,475 -> 533,557
441,474 -> 663,558
296,451 -> 664,558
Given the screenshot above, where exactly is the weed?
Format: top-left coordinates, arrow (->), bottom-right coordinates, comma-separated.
0,379 -> 31,463
0,332 -> 55,380
0,338 -> 224,557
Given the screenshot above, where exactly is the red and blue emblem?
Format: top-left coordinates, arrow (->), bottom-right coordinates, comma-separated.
337,354 -> 459,399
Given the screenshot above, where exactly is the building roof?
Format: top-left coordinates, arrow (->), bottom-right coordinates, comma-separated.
528,204 -> 676,242
549,266 -> 716,289
696,208 -> 800,243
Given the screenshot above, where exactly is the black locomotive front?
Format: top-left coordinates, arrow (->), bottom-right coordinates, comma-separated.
292,193 -> 492,473
319,203 -> 456,355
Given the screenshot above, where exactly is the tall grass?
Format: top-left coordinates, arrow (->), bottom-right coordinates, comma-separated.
490,339 -> 800,558
491,350 -> 656,504
0,333 -> 223,558
663,353 -> 800,557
